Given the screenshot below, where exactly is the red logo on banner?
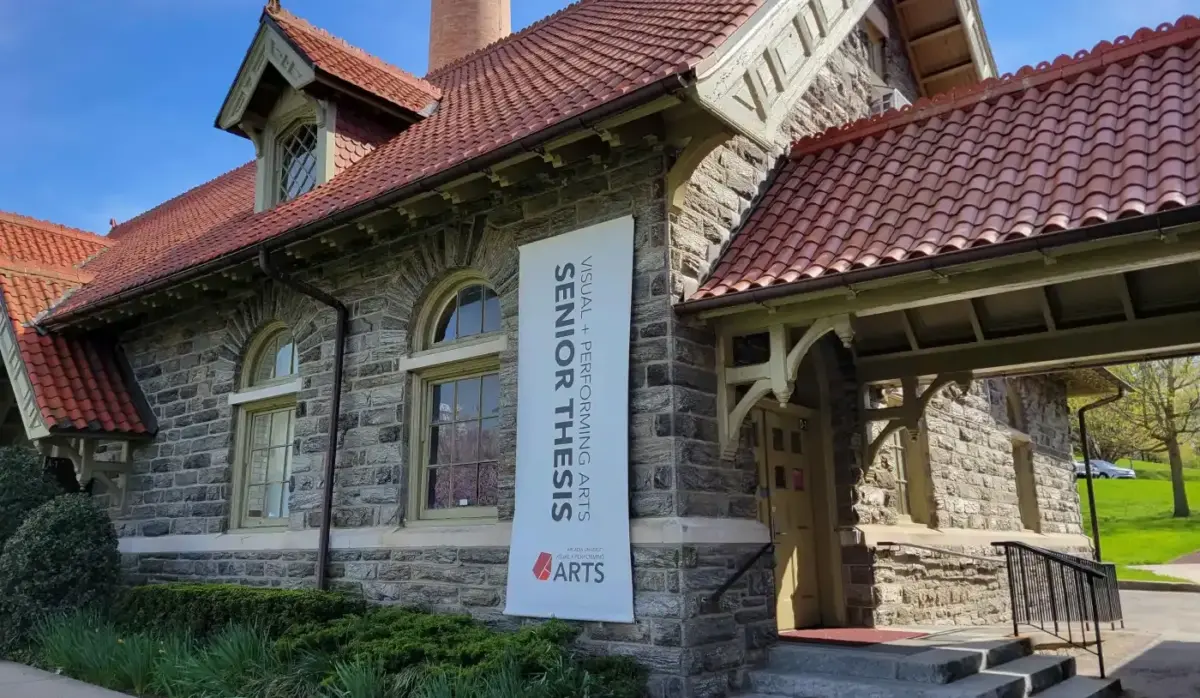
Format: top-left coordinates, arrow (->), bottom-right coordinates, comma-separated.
533,552 -> 553,581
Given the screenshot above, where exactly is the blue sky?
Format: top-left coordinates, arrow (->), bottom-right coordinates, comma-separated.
0,0 -> 1193,233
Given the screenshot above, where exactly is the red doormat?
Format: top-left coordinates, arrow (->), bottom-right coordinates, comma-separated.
778,628 -> 928,646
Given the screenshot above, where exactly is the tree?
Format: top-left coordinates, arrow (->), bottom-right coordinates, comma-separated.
1069,397 -> 1141,463
1108,358 -> 1200,517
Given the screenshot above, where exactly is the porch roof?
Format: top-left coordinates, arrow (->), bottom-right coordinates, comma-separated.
688,15 -> 1200,306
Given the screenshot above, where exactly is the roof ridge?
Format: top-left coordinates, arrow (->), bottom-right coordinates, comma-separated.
791,14 -> 1200,158
108,162 -> 255,238
425,0 -> 599,79
0,211 -> 109,245
266,5 -> 442,98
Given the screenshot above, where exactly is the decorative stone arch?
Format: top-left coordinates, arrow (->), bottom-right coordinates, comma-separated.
218,282 -> 325,385
381,217 -> 519,354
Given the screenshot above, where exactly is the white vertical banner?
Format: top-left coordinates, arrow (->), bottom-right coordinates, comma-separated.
505,215 -> 635,623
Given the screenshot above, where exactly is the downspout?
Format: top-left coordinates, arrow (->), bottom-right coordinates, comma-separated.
1077,386 -> 1126,563
257,248 -> 347,591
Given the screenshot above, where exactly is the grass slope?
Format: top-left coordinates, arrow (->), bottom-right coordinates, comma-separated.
1077,477 -> 1200,583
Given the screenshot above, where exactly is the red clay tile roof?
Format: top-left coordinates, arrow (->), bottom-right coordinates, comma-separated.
52,0 -> 763,321
0,214 -> 150,434
265,6 -> 442,116
691,15 -> 1200,302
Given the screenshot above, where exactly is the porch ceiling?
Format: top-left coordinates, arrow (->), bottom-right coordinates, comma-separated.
851,258 -> 1200,383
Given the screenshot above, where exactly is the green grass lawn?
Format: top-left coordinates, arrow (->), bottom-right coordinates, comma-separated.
1114,458 -> 1200,482
1077,476 -> 1200,583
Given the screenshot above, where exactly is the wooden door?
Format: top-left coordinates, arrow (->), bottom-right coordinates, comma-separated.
754,408 -> 821,631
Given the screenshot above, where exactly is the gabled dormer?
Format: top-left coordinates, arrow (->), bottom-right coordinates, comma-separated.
216,1 -> 442,212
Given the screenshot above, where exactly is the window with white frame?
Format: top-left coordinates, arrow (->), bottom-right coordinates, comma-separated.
408,275 -> 504,522
276,119 -> 319,203
230,323 -> 299,528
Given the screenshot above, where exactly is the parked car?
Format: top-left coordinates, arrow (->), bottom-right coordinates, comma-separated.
1074,459 -> 1137,479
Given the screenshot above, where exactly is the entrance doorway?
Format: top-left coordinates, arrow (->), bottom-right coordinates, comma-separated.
752,407 -> 821,631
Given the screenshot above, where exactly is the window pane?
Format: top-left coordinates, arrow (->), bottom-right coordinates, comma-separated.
483,288 -> 501,333
264,482 -> 285,519
452,422 -> 477,464
452,464 -> 479,506
457,285 -> 484,337
434,300 -> 458,344
480,417 -> 499,460
427,468 -> 451,509
248,448 -> 269,486
478,462 -> 498,506
253,335 -> 278,384
251,412 -> 273,453
271,410 -> 292,447
456,377 -> 480,420
245,485 -> 265,519
275,339 -> 295,379
431,382 -> 453,423
266,446 -> 289,484
430,425 -> 453,465
278,123 -> 318,202
481,374 -> 499,418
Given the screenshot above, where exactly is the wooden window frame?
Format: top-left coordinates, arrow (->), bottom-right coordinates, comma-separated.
406,272 -> 504,525
229,322 -> 300,531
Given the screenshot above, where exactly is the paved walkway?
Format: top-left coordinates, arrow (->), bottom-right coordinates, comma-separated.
0,662 -> 130,697
1112,590 -> 1200,698
1133,563 -> 1200,584
1171,549 -> 1200,564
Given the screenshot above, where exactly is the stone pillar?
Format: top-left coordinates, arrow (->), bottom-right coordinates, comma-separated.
428,0 -> 511,71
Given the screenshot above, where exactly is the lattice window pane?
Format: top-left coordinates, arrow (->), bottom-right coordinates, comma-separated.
278,123 -> 318,203
425,372 -> 500,510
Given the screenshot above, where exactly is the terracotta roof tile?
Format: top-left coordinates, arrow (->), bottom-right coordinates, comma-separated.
692,15 -> 1200,302
0,215 -> 150,435
53,0 -> 763,320
266,6 -> 442,115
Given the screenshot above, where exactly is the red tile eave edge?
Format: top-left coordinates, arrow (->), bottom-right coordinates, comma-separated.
43,71 -> 694,330
678,202 -> 1200,313
791,16 -> 1200,159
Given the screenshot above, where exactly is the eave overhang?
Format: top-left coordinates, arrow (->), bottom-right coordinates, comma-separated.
896,0 -> 997,96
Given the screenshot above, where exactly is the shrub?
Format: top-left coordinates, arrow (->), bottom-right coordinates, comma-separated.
113,582 -> 368,638
0,446 -> 62,550
0,494 -> 120,648
278,607 -> 576,678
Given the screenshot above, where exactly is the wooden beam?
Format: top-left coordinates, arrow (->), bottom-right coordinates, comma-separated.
921,60 -> 975,85
857,309 -> 1200,383
1039,286 -> 1059,332
1114,272 -> 1138,321
908,21 -> 963,48
966,298 -> 986,343
900,309 -> 921,350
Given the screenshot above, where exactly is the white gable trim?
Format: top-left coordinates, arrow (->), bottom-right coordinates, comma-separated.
0,299 -> 50,440
691,0 -> 875,148
218,25 -> 317,132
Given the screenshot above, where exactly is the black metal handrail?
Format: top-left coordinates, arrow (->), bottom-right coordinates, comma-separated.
994,541 -> 1121,677
705,542 -> 773,613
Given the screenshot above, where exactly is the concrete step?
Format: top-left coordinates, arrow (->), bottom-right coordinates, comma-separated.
748,667 -> 1027,698
933,638 -> 1034,669
982,655 -> 1075,695
1032,676 -> 1122,698
767,643 -> 984,684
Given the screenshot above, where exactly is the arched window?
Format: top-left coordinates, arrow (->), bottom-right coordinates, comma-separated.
407,275 -> 504,522
230,323 -> 300,529
276,120 -> 319,203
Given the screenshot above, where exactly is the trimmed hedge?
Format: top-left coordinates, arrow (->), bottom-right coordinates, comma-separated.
0,447 -> 62,551
112,583 -> 368,638
0,494 -> 120,650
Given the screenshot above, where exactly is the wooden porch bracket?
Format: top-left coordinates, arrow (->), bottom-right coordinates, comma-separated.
717,315 -> 853,459
863,371 -> 972,465
37,437 -> 133,513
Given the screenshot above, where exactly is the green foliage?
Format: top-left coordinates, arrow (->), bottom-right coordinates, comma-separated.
28,588 -> 646,698
0,446 -> 62,551
113,582 -> 368,638
278,607 -> 576,678
1078,478 -> 1200,583
0,493 -> 120,649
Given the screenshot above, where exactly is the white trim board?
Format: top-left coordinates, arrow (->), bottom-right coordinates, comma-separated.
228,379 -> 303,406
118,516 -> 771,555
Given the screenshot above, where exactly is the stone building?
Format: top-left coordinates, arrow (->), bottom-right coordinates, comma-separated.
5,1 -> 1200,696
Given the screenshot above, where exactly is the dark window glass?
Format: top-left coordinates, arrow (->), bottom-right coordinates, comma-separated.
425,373 -> 500,510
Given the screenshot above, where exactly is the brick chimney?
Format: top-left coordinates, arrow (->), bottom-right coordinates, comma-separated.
428,0 -> 511,72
